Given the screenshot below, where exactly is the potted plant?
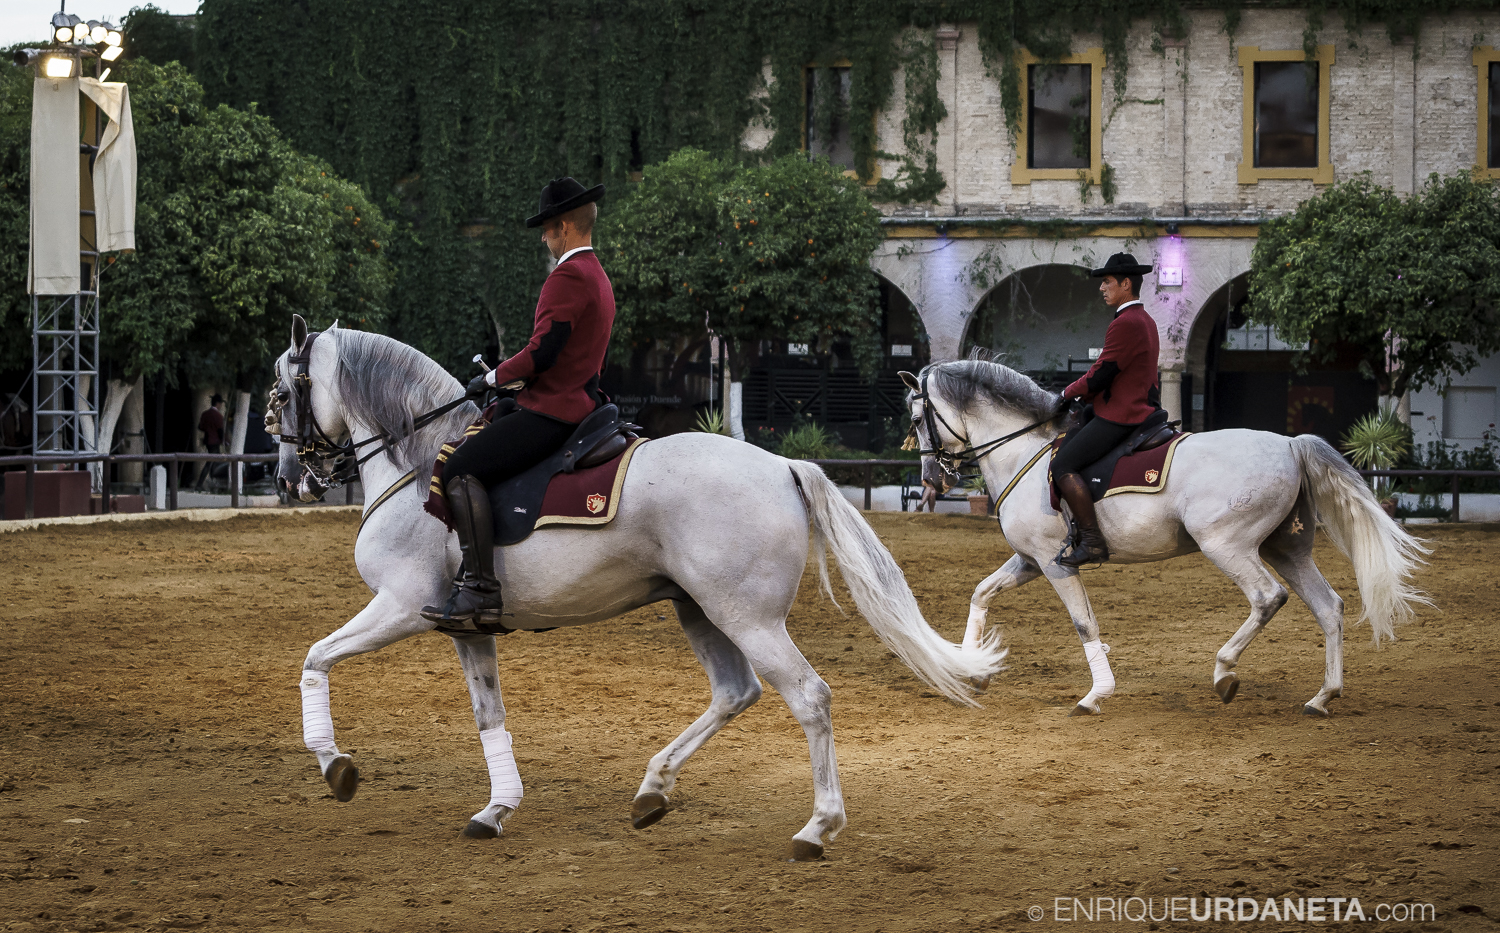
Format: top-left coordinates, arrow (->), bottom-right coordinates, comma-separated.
964,475 -> 991,516
1340,406 -> 1410,518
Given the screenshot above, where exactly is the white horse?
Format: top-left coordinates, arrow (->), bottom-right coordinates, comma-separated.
270,317 -> 1005,860
902,358 -> 1430,717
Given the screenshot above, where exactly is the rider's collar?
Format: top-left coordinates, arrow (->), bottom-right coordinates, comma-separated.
1113,299 -> 1144,316
556,245 -> 594,265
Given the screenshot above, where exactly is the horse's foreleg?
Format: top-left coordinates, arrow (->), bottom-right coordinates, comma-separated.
965,555 -> 1042,685
447,633 -> 521,838
301,591 -> 432,802
1042,567 -> 1114,716
631,599 -> 763,830
1202,547 -> 1290,706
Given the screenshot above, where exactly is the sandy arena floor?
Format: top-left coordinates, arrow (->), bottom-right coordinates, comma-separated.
0,511 -> 1495,932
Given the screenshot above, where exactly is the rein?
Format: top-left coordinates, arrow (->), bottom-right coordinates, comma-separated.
907,371 -> 1054,477
268,329 -> 469,490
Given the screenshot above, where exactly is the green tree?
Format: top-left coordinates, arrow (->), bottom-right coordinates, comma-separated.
603,149 -> 884,437
102,59 -> 394,390
1247,172 -> 1500,400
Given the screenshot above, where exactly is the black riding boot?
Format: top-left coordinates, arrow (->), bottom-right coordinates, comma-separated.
420,475 -> 505,625
1057,473 -> 1110,567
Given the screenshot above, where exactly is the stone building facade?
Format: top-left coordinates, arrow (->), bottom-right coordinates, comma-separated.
750,8 -> 1500,443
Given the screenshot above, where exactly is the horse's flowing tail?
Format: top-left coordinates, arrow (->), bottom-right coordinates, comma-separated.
787,460 -> 1007,706
1291,434 -> 1432,644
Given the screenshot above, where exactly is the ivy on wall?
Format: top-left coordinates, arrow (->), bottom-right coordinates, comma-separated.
187,0 -> 1494,374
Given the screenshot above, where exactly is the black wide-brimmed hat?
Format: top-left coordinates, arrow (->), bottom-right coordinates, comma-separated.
525,176 -> 605,228
1089,252 -> 1154,277
210,393 -> 224,405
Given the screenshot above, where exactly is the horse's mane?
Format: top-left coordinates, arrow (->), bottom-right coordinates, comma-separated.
327,326 -> 481,472
920,350 -> 1065,427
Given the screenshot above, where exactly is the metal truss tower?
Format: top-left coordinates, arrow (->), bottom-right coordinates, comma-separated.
32,282 -> 100,455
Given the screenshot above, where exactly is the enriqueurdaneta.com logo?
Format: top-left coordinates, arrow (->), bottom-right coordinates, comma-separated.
1031,897 -> 1437,923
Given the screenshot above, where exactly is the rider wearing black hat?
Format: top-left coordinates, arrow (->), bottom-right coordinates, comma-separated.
1052,252 -> 1162,567
421,177 -> 615,625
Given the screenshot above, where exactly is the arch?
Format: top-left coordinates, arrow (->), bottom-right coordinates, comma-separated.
961,263 -> 1105,385
1182,272 -> 1250,432
875,274 -> 930,370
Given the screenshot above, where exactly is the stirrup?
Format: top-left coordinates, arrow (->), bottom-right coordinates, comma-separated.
1057,523 -> 1109,568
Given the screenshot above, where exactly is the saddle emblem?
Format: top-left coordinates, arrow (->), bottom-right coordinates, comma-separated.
586,493 -> 607,514
1144,469 -> 1160,483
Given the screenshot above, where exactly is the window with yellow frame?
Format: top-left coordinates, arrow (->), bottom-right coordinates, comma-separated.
1237,45 -> 1335,184
1010,48 -> 1104,186
1476,46 -> 1500,179
801,62 -> 880,182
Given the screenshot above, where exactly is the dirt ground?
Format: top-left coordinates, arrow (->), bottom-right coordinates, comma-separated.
0,510 -> 1496,932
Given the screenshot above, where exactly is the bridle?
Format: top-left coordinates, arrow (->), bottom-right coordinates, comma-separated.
904,371 -> 1055,482
265,329 -> 470,491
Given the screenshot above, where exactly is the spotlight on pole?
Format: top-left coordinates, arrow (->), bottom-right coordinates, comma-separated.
50,12 -> 75,43
105,26 -> 123,47
89,22 -> 109,44
101,44 -> 123,62
43,53 -> 78,78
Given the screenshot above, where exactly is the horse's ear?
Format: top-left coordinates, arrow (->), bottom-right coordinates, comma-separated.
329,318 -> 340,332
291,314 -> 308,350
898,371 -> 921,392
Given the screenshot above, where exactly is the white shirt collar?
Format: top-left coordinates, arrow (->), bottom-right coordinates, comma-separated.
1116,299 -> 1144,313
556,245 -> 594,266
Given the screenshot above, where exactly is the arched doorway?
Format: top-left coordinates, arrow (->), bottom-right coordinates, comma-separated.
1184,272 -> 1376,444
961,264 -> 1108,390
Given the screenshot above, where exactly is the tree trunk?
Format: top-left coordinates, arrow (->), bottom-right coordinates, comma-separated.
190,386 -> 214,488
119,374 -> 145,484
95,378 -> 135,491
230,389 -> 252,495
728,382 -> 745,441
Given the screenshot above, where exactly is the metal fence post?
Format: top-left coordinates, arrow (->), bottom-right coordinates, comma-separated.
101,456 -> 112,514
345,481 -> 354,505
863,462 -> 873,511
24,460 -> 35,520
230,459 -> 240,509
1451,473 -> 1461,524
168,454 -> 178,511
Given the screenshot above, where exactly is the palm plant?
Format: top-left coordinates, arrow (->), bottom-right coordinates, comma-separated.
1340,406 -> 1410,502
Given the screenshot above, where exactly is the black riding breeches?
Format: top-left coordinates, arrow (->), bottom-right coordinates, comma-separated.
442,403 -> 577,489
1051,415 -> 1138,478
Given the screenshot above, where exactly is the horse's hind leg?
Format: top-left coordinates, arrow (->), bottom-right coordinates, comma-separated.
1261,510 -> 1346,716
1199,544 -> 1290,705
448,633 -> 521,838
631,598 -> 763,830
300,591 -> 433,803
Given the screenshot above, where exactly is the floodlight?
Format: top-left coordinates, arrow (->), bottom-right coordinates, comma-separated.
55,25 -> 74,42
43,55 -> 77,79
51,12 -> 75,42
105,28 -> 122,46
101,44 -> 123,62
90,22 -> 109,44
99,68 -> 111,82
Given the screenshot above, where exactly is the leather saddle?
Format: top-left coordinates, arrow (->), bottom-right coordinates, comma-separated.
488,403 -> 641,545
1072,408 -> 1179,503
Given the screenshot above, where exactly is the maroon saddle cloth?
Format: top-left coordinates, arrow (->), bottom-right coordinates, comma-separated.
1047,427 -> 1190,511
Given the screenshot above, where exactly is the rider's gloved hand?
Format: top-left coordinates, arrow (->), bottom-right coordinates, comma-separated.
465,373 -> 492,400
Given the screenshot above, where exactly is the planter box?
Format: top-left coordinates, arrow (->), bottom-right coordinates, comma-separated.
90,495 -> 146,515
3,470 -> 92,520
968,494 -> 992,516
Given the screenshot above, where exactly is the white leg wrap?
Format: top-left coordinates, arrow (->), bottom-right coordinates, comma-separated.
1083,640 -> 1115,698
300,670 -> 336,752
962,605 -> 987,651
480,727 -> 524,810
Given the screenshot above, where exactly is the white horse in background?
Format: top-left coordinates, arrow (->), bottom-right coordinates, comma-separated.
270,318 -> 1005,861
902,358 -> 1430,717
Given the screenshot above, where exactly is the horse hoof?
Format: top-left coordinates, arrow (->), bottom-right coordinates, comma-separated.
1069,702 -> 1099,717
1301,704 -> 1329,718
789,839 -> 824,862
630,793 -> 669,829
1215,674 -> 1240,704
970,675 -> 992,693
324,755 -> 359,802
461,819 -> 500,839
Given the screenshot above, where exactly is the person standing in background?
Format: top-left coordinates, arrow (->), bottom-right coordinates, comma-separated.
195,394 -> 226,491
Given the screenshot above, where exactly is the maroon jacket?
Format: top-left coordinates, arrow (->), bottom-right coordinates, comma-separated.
491,248 -> 616,424
1063,301 -> 1161,424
